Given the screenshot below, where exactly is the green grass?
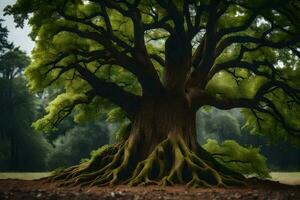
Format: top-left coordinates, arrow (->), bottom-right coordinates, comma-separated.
270,172 -> 300,185
0,172 -> 51,180
0,172 -> 299,185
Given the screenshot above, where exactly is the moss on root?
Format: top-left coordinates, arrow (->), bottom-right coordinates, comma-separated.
49,135 -> 246,188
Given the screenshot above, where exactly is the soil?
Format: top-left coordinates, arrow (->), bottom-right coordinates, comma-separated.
0,178 -> 299,200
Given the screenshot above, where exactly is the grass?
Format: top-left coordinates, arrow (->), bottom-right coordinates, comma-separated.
0,172 -> 51,180
0,172 -> 299,185
270,172 -> 300,185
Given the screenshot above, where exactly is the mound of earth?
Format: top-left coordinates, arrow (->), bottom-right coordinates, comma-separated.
0,179 -> 299,200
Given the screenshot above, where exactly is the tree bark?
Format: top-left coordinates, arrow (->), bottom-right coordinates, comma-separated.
129,93 -> 198,159
164,34 -> 192,94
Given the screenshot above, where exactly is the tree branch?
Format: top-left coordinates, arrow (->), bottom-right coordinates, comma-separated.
208,59 -> 277,81
75,63 -> 141,119
188,0 -> 220,89
216,35 -> 300,59
217,12 -> 257,39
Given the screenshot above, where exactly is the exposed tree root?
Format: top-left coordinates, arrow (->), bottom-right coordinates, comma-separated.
49,135 -> 246,188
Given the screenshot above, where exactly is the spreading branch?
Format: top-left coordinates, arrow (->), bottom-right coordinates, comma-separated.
203,80 -> 300,138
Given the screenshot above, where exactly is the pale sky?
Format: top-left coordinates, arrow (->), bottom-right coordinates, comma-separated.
0,0 -> 34,55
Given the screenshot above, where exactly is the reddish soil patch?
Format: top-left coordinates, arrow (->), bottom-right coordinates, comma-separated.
0,179 -> 299,200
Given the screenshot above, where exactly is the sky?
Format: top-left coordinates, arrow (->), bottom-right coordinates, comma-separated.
0,0 -> 34,55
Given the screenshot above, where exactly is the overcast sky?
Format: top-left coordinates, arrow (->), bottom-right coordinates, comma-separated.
0,0 -> 34,55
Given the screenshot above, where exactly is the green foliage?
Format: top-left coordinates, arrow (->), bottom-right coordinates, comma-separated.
197,107 -> 300,171
74,97 -> 109,123
0,48 -> 30,77
241,62 -> 300,145
113,121 -> 131,142
196,107 -> 241,143
0,30 -> 50,171
0,19 -> 13,52
205,113 -> 240,135
0,134 -> 51,172
203,139 -> 270,178
89,144 -> 110,162
106,107 -> 125,123
46,121 -> 109,170
32,92 -> 88,132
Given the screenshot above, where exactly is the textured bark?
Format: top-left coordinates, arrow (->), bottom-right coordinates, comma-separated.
129,94 -> 198,157
164,34 -> 192,94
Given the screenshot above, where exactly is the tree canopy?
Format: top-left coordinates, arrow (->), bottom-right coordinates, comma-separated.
6,0 -> 299,144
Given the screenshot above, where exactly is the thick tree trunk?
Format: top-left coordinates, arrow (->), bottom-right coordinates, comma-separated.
51,94 -> 245,187
129,94 -> 198,159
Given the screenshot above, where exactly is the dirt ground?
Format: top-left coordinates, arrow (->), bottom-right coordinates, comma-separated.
0,179 -> 299,200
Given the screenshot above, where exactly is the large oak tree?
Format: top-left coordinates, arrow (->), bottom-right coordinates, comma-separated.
6,0 -> 300,187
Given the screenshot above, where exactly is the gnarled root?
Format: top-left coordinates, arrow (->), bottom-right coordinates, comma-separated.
49,135 -> 246,188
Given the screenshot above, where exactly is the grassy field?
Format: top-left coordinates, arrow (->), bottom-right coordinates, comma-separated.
0,172 -> 299,185
0,172 -> 51,180
270,172 -> 300,185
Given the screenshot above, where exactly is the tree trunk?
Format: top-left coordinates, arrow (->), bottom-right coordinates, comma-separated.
129,94 -> 198,159
51,94 -> 245,187
9,133 -> 19,171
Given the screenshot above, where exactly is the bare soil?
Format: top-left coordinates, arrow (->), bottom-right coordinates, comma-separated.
0,178 -> 299,200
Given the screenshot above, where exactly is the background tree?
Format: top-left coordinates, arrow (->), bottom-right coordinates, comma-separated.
0,25 -> 51,170
6,0 -> 300,187
0,19 -> 12,52
0,48 -> 30,170
47,120 -> 109,170
197,108 -> 241,142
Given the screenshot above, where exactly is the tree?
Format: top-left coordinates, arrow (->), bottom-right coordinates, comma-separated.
196,108 -> 241,143
0,45 -> 50,171
0,39 -> 32,170
47,121 -> 109,170
0,19 -> 13,52
6,0 -> 300,187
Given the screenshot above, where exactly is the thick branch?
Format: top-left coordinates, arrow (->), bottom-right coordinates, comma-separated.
155,0 -> 184,36
208,59 -> 277,80
75,63 -> 141,119
188,0 -> 220,89
150,54 -> 165,67
216,35 -> 300,58
143,15 -> 173,33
